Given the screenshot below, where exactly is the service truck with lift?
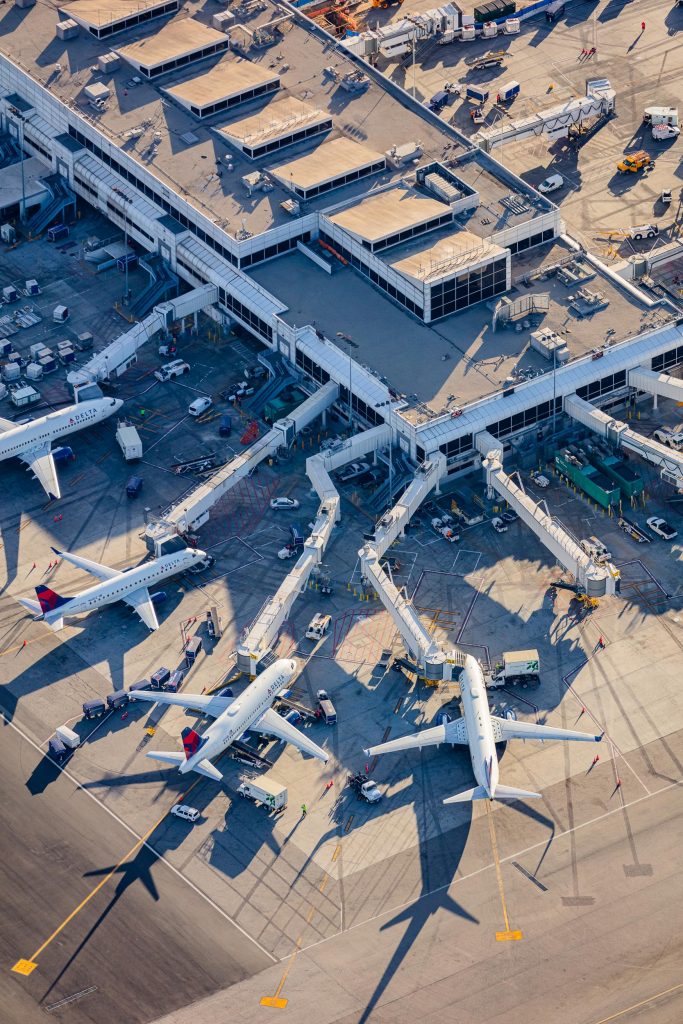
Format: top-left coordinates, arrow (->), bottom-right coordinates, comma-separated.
486,649 -> 540,689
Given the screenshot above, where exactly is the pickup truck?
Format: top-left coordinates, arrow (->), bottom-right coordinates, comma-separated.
348,772 -> 381,803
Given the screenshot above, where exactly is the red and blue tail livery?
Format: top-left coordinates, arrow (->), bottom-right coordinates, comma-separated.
35,585 -> 71,614
182,727 -> 207,760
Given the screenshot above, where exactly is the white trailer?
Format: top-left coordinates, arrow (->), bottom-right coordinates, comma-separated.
116,422 -> 143,461
237,777 -> 287,810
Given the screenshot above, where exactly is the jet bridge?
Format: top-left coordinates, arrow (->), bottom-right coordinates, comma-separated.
481,448 -> 619,597
565,393 -> 683,487
474,79 -> 615,153
628,366 -> 683,410
237,423 -> 391,672
357,455 -> 466,680
67,283 -> 218,387
146,381 -> 339,554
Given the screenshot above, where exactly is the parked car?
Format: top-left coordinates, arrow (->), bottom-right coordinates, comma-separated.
491,517 -> 508,533
170,804 -> 200,823
270,497 -> 300,510
278,545 -> 297,560
530,470 -> 550,488
646,516 -> 677,540
538,173 -> 564,194
154,359 -> 190,382
219,413 -> 232,437
188,396 -> 213,417
337,461 -> 370,483
500,510 -> 518,524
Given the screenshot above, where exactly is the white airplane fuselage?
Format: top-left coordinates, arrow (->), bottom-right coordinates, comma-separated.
182,659 -> 297,774
42,548 -> 206,624
459,658 -> 499,798
0,397 -> 122,462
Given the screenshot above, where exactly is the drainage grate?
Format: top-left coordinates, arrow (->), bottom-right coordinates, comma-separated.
45,987 -> 98,1013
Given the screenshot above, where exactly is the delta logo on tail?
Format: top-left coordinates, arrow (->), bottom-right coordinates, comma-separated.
182,727 -> 207,759
35,585 -> 71,614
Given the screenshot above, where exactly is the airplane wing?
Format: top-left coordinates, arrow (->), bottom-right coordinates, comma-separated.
20,446 -> 60,500
492,717 -> 602,744
255,707 -> 329,763
51,547 -> 119,580
0,417 -> 15,431
364,716 -> 468,757
130,691 -> 232,717
123,587 -> 159,630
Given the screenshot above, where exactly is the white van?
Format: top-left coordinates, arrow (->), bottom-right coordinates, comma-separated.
171,804 -> 200,823
538,173 -> 564,194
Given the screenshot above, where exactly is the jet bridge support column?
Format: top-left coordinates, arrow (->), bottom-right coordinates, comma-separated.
480,442 -> 619,597
628,366 -> 683,411
358,454 -> 465,679
565,393 -> 683,487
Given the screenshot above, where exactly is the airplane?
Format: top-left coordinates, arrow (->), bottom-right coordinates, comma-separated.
365,654 -> 602,804
18,546 -> 208,631
129,658 -> 328,782
0,397 -> 123,499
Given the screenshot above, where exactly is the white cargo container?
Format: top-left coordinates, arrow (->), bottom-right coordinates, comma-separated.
11,385 -> 40,407
237,777 -> 287,810
53,304 -> 69,323
116,422 -> 143,461
56,725 -> 80,749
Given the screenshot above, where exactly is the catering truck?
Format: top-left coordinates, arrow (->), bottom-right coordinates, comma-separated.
486,649 -> 540,689
237,776 -> 287,811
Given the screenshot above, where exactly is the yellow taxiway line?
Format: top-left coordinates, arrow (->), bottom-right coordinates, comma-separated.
486,802 -> 522,942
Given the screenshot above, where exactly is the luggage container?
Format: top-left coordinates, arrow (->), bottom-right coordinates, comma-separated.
83,698 -> 107,719
497,80 -> 520,102
25,363 -> 43,380
48,224 -> 69,243
52,304 -> 69,323
106,691 -> 130,710
166,669 -> 184,692
184,636 -> 203,666
466,85 -> 489,103
11,385 -> 40,407
25,279 -> 40,295
39,356 -> 57,374
2,285 -> 18,303
150,666 -> 171,689
48,736 -> 68,761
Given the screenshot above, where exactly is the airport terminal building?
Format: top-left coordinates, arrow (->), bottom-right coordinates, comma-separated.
0,0 -> 681,478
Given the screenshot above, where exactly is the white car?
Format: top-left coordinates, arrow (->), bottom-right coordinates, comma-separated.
530,470 -> 550,488
646,516 -> 678,540
154,359 -> 190,382
170,804 -> 200,823
277,545 -> 297,560
491,517 -> 508,533
338,461 -> 370,483
188,396 -> 213,417
538,173 -> 564,194
270,497 -> 300,511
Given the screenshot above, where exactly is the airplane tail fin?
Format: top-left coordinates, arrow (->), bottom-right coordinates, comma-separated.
35,584 -> 71,614
181,727 -> 206,759
443,784 -> 541,804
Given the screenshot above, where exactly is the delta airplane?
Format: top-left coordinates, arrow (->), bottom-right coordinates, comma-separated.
365,654 -> 602,803
130,658 -> 328,782
19,546 -> 208,631
0,397 -> 123,499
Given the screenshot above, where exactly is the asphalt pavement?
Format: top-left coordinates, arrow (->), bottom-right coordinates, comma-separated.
0,721 -> 272,1024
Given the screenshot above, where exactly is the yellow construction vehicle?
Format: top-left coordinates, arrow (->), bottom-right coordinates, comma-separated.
372,0 -> 403,7
617,150 -> 652,174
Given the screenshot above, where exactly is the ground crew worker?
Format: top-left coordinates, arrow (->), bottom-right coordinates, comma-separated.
301,803 -> 307,817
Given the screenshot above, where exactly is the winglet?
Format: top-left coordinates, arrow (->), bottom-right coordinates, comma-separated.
50,546 -> 63,557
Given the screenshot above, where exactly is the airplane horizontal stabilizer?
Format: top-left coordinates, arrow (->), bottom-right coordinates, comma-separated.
145,751 -> 185,767
443,786 -> 489,804
18,597 -> 42,616
493,717 -> 602,744
492,784 -> 541,801
194,758 -> 223,782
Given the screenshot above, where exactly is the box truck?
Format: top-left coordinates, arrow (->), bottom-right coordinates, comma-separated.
237,776 -> 288,810
116,422 -> 143,461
